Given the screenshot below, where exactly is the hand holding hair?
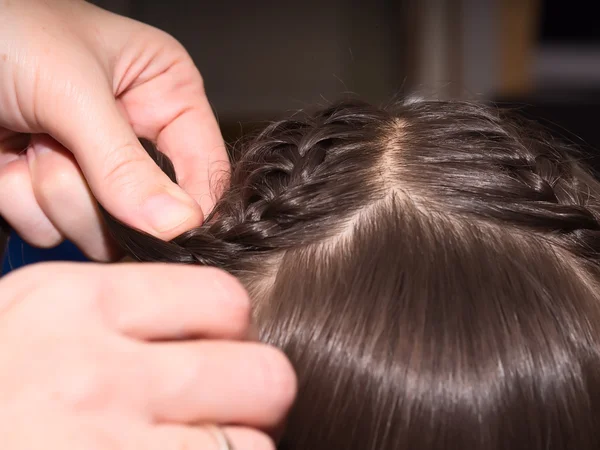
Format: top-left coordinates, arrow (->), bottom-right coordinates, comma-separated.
0,0 -> 228,260
0,262 -> 295,450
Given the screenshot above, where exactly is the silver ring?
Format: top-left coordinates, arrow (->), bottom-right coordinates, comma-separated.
206,424 -> 233,450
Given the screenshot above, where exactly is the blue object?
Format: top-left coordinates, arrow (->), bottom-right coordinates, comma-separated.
2,231 -> 88,275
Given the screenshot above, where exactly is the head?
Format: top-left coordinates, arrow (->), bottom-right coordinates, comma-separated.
105,99 -> 600,449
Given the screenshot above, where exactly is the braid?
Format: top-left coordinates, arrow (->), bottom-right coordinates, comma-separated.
99,142 -> 250,268
507,152 -> 600,260
100,99 -> 600,270
489,111 -> 600,261
102,101 -> 387,270
395,100 -> 600,263
194,102 -> 387,255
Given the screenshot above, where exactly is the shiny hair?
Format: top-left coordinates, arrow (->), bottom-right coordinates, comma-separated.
104,99 -> 600,449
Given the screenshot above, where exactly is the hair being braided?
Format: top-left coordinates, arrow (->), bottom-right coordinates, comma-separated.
99,99 -> 600,450
101,101 -> 394,270
387,100 -> 600,263
101,99 -> 600,272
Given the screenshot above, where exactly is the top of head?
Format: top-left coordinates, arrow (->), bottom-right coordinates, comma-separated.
104,99 -> 600,449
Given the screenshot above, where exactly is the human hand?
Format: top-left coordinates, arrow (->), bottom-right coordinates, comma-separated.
0,262 -> 295,449
0,0 -> 228,260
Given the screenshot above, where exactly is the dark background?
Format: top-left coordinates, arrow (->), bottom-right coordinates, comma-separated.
91,0 -> 600,162
540,0 -> 600,42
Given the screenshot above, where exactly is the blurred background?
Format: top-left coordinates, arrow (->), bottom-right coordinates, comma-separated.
4,0 -> 600,270
93,0 -> 600,153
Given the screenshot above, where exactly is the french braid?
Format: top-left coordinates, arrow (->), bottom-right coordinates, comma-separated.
101,99 -> 600,270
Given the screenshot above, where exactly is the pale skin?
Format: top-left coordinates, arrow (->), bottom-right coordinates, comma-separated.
0,0 -> 228,259
0,0 -> 297,449
0,263 -> 296,449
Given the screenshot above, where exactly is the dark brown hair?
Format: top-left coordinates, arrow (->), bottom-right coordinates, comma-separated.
104,99 -> 600,449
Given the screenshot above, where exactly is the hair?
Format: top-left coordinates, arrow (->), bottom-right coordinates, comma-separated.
103,99 -> 600,449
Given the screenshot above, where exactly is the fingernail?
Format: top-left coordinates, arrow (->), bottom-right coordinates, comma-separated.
33,141 -> 52,155
26,141 -> 52,166
143,193 -> 196,234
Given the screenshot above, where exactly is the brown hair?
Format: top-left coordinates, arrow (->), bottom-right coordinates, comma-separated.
104,99 -> 600,449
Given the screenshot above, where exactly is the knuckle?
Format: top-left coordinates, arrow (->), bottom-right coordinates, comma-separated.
34,159 -> 82,201
101,143 -> 150,194
0,161 -> 30,190
0,161 -> 62,246
142,26 -> 205,90
19,218 -> 62,248
147,26 -> 188,56
54,354 -> 114,412
0,162 -> 35,203
160,30 -> 186,53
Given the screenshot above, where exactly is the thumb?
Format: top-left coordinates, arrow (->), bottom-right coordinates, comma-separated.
45,84 -> 203,240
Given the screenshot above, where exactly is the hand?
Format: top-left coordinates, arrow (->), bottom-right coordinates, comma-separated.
0,262 -> 296,449
0,0 -> 228,260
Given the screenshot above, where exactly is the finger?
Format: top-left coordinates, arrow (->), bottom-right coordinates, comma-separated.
158,105 -> 230,217
116,55 -> 229,215
144,340 -> 297,428
0,156 -> 63,248
99,264 -> 252,340
153,75 -> 229,215
28,135 -> 120,261
44,81 -> 203,240
139,425 -> 275,450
